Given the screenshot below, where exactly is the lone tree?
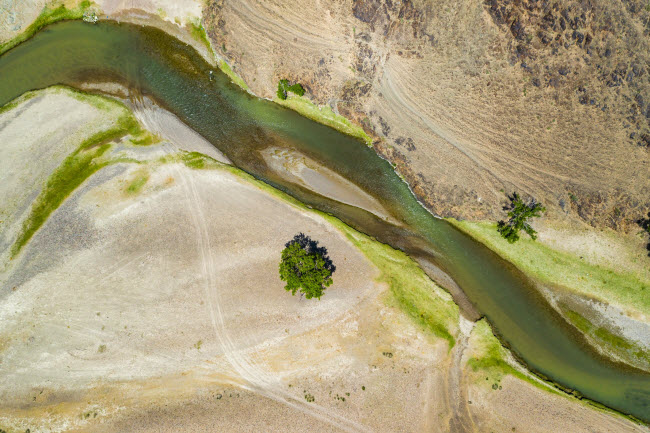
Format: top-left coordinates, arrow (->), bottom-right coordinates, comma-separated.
497,192 -> 546,243
276,79 -> 305,100
279,233 -> 335,300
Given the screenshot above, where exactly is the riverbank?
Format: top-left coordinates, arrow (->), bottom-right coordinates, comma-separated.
449,218 -> 650,373
1,87 -> 645,432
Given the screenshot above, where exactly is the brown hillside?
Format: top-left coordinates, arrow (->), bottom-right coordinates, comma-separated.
203,0 -> 650,230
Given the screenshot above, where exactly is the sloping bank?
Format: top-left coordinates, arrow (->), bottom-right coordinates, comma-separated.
449,219 -> 650,373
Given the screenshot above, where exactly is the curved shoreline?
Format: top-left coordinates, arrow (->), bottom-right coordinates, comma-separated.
1,16 -> 649,426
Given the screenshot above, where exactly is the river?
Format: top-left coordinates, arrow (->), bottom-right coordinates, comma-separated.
0,20 -> 648,422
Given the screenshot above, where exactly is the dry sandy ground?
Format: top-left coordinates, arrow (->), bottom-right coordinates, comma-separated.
260,146 -> 396,223
0,88 -> 131,267
0,88 -> 647,432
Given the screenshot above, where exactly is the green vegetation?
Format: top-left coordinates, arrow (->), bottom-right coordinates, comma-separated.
279,233 -> 335,300
277,79 -> 305,100
0,1 -> 93,56
218,60 -> 249,91
274,94 -> 373,146
467,319 -> 524,385
562,307 -> 650,368
337,227 -> 459,349
497,192 -> 545,243
9,87 -> 149,258
449,219 -> 650,316
126,171 -> 149,194
177,151 -> 222,170
205,157 -> 457,345
466,319 -> 560,394
11,134 -> 112,257
189,21 -> 212,54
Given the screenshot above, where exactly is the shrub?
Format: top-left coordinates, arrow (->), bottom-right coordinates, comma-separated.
277,79 -> 305,100
497,192 -> 545,243
279,233 -> 335,300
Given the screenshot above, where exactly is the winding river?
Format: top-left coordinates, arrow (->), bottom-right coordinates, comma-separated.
1,20 -> 649,422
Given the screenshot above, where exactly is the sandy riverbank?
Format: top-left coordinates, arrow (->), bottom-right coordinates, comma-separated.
0,88 -> 646,432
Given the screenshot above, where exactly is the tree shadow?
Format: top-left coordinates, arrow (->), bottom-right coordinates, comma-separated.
636,212 -> 650,257
286,233 -> 336,274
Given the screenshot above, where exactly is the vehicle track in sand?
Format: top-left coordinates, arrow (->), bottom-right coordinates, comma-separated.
134,97 -> 371,432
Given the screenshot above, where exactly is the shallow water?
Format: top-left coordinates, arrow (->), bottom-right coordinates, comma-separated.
1,20 -> 649,422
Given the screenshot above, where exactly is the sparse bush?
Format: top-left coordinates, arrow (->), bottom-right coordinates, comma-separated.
636,212 -> 650,256
279,233 -> 335,300
277,79 -> 305,100
497,192 -> 545,243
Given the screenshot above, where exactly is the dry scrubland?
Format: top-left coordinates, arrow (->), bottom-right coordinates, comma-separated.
0,88 -> 645,432
203,0 -> 650,231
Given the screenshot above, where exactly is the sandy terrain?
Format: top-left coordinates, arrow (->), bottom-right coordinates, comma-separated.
0,87 -> 132,268
0,89 -> 647,432
261,147 -> 396,223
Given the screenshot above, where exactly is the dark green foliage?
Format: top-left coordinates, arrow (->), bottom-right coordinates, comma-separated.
277,79 -> 305,100
279,233 -> 335,300
277,79 -> 289,100
288,83 -> 305,96
496,192 -> 545,243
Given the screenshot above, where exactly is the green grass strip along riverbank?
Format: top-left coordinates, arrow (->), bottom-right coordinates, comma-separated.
172,150 -> 459,348
448,220 -> 650,317
0,1 -> 93,56
9,87 -> 155,258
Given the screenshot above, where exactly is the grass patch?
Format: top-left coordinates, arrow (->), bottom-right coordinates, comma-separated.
11,135 -> 112,257
9,87 -> 149,258
126,171 -> 149,195
561,307 -> 650,368
0,0 -> 93,56
466,319 -> 560,394
0,90 -> 38,115
274,94 -> 372,146
449,220 -> 650,316
159,151 -> 223,170
339,228 -> 459,349
189,20 -> 212,54
217,60 -> 249,91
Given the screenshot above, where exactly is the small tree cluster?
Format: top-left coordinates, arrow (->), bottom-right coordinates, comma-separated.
497,192 -> 546,243
277,79 -> 305,100
279,233 -> 335,300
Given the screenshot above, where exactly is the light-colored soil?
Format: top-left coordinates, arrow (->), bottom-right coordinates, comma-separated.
1,89 -> 647,432
467,375 -> 645,433
0,88 -> 127,267
260,146 -> 396,223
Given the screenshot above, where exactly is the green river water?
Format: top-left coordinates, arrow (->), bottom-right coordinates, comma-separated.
0,20 -> 648,423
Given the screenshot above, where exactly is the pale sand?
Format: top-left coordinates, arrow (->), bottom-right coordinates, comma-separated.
261,146 -> 398,224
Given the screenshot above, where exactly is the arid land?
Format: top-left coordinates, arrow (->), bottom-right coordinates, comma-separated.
0,0 -> 649,431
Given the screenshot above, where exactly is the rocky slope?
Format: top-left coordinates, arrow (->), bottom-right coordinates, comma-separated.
203,0 -> 650,230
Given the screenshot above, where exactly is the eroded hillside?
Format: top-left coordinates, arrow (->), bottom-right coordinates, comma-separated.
203,0 -> 650,230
